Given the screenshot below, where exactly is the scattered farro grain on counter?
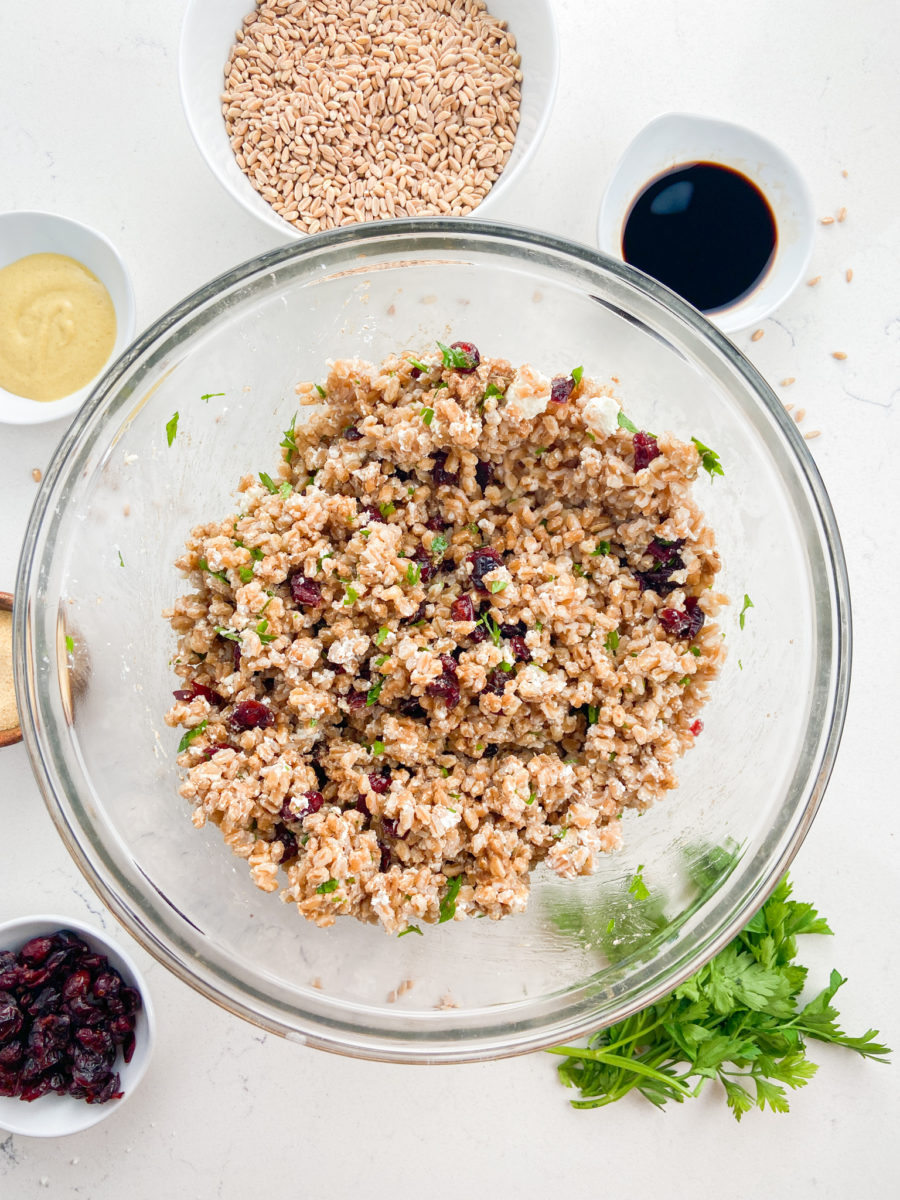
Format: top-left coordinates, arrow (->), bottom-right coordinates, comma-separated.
164,345 -> 726,933
222,0 -> 522,234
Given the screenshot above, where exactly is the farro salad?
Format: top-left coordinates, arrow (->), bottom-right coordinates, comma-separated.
164,342 -> 726,934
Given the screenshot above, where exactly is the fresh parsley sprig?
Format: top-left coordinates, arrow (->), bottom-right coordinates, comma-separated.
551,874 -> 890,1120
692,436 -> 725,480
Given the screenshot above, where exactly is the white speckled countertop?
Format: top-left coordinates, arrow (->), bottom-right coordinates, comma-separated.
1,2 -> 898,1195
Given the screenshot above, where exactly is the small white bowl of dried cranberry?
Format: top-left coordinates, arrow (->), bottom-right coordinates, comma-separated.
0,915 -> 155,1137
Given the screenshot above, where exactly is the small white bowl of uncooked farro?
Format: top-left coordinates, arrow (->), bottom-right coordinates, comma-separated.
179,0 -> 559,237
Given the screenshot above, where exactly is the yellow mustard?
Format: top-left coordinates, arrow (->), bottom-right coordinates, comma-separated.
0,252 -> 116,402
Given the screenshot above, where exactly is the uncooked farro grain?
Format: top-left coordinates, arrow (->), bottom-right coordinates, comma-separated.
165,348 -> 725,933
222,0 -> 523,234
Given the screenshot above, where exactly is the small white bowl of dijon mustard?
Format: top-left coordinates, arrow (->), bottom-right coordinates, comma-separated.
0,211 -> 135,425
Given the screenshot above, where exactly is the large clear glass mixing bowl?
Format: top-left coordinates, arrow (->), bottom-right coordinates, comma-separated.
15,220 -> 850,1062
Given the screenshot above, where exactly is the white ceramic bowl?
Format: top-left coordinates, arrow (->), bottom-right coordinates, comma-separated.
179,0 -> 559,238
0,915 -> 155,1137
597,113 -> 815,333
0,212 -> 135,426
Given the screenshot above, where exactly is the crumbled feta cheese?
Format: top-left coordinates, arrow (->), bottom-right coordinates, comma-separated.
581,394 -> 621,437
505,364 -> 551,421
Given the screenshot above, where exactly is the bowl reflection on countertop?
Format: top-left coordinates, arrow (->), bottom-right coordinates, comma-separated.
14,219 -> 850,1063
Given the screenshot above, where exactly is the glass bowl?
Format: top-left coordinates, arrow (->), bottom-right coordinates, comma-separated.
15,220 -> 850,1063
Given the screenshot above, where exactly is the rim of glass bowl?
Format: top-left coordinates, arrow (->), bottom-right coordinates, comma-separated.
15,219 -> 852,1063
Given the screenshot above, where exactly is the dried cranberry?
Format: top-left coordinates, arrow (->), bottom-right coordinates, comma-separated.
202,742 -> 236,760
509,636 -> 531,663
425,516 -> 447,531
483,669 -> 509,696
377,842 -> 392,872
174,680 -> 224,706
633,431 -> 661,471
109,1014 -> 135,1039
401,600 -> 427,625
469,623 -> 488,644
20,1075 -> 55,1102
658,596 -> 705,639
413,544 -> 438,584
20,967 -> 51,989
0,1066 -> 21,1097
368,773 -> 391,794
0,993 -> 23,1041
87,1072 -> 123,1105
343,425 -> 363,441
62,970 -> 91,1002
0,1041 -> 23,1066
26,988 -> 61,1018
361,503 -> 386,524
635,538 -> 686,596
431,450 -> 460,487
347,690 -> 368,710
482,742 -> 499,758
289,573 -> 322,607
426,674 -> 461,710
466,546 -> 503,592
230,700 -> 274,730
274,824 -> 299,861
399,697 -> 425,718
475,460 -> 495,490
122,1033 -> 136,1064
0,952 -> 21,990
450,594 -> 475,622
688,718 -> 704,737
232,641 -> 242,669
439,653 -> 458,678
381,817 -> 401,840
448,340 -> 480,372
19,937 -> 54,966
355,795 -> 371,818
75,1027 -> 113,1056
300,790 -> 324,817
550,375 -> 575,404
500,619 -> 526,637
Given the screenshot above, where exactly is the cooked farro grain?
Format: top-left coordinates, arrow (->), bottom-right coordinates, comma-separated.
780,378 -> 796,388
750,329 -> 764,342
845,268 -> 853,283
222,0 -> 522,234
832,351 -> 848,360
165,348 -> 725,933
807,276 -> 821,287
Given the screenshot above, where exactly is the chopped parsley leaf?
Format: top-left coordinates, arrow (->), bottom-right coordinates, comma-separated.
526,789 -> 537,806
316,879 -> 339,894
374,654 -> 390,668
535,620 -> 544,632
587,704 -> 599,725
405,562 -> 421,586
280,416 -> 298,461
692,437 -> 725,480
238,566 -> 254,584
314,384 -> 326,398
573,563 -> 586,577
201,391 -> 225,402
604,629 -> 620,654
64,635 -> 74,654
489,579 -> 508,594
440,766 -> 450,777
178,719 -> 208,753
249,546 -> 265,561
199,557 -> 229,585
571,366 -> 584,385
344,585 -> 360,606
279,481 -> 292,498
431,532 -> 449,557
591,540 -> 611,557
215,625 -> 241,642
438,874 -> 464,923
117,550 -> 125,568
628,866 -> 650,901
398,925 -> 424,937
500,661 -> 513,672
165,411 -> 179,446
739,593 -> 754,630
436,341 -> 472,370
609,751 -> 617,762
420,406 -> 435,426
617,410 -> 638,434
379,500 -> 396,518
259,472 -> 278,494
606,917 -> 616,934
374,626 -> 390,646
478,613 -> 502,646
483,382 -> 504,401
408,357 -> 430,372
371,739 -> 385,757
256,619 -> 275,645
366,678 -> 385,706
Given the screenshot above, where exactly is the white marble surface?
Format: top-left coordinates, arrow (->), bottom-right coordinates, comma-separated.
1,1 -> 898,1195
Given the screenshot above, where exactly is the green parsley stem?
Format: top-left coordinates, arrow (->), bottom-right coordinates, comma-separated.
547,1046 -> 694,1097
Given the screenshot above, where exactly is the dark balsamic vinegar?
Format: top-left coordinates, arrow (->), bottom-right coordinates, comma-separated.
622,162 -> 777,313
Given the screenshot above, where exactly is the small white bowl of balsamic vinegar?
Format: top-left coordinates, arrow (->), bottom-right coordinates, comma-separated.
0,211 -> 135,426
598,112 -> 815,333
